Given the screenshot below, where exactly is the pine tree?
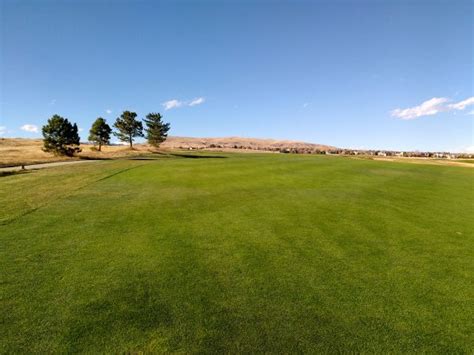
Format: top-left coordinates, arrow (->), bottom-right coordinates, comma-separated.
113,111 -> 143,148
143,112 -> 170,148
88,117 -> 112,151
42,114 -> 81,156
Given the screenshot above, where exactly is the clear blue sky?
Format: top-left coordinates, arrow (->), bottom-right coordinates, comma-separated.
1,0 -> 472,152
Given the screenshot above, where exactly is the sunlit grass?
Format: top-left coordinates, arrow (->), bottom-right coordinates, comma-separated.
1,153 -> 473,352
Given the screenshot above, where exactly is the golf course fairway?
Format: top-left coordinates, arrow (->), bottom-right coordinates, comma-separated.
1,153 -> 473,353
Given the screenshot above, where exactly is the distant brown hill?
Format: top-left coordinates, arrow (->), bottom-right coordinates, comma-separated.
161,136 -> 336,152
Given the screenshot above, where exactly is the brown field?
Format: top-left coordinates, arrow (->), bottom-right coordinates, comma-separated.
364,156 -> 474,168
0,136 -> 335,167
0,138 -> 153,167
1,137 -> 472,168
1,138 -> 69,167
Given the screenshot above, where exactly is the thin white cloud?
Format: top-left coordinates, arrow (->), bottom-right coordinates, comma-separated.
162,99 -> 183,110
78,127 -> 84,132
464,146 -> 474,153
50,99 -> 56,105
391,96 -> 474,120
302,102 -> 310,108
162,97 -> 206,110
20,124 -> 39,133
468,110 -> 474,116
189,97 -> 205,106
448,97 -> 474,110
106,109 -> 112,114
391,97 -> 448,120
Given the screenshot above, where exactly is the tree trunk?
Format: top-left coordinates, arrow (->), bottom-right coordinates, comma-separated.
98,142 -> 102,151
129,135 -> 133,148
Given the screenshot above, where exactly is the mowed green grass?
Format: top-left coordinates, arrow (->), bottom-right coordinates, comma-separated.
1,153 -> 473,353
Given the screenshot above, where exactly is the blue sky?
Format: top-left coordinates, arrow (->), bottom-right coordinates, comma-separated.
1,0 -> 472,152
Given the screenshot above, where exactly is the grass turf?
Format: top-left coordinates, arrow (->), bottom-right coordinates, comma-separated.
1,153 -> 473,353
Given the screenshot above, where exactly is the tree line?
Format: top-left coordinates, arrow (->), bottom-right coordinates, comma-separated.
42,110 -> 170,156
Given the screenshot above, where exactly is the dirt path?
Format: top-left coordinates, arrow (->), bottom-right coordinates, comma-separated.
0,160 -> 99,173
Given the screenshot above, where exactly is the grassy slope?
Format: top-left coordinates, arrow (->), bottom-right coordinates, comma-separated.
1,153 -> 473,353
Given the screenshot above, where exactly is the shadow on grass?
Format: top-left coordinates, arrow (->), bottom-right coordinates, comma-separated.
127,153 -> 228,160
169,153 -> 227,159
0,170 -> 33,178
78,151 -> 229,162
78,156 -> 112,161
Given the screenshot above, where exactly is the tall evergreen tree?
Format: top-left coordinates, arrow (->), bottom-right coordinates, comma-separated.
144,112 -> 170,148
113,111 -> 143,148
42,114 -> 81,156
88,117 -> 112,151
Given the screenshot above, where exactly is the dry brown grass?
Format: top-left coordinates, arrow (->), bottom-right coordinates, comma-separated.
0,138 -> 70,167
369,156 -> 474,168
0,136 -> 335,167
0,138 -> 157,167
2,137 -> 471,168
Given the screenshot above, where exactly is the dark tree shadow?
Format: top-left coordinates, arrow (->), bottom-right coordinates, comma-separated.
0,170 -> 32,177
79,156 -> 112,161
169,153 -> 227,159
